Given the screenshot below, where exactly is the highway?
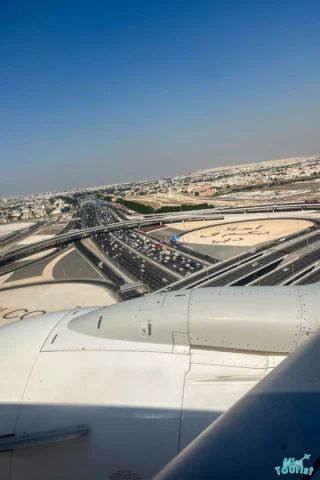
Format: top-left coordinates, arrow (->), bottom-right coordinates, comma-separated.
158,226 -> 317,291
4,198 -> 317,268
81,204 -> 181,291
106,204 -> 127,221
0,211 -> 223,267
294,266 -> 320,285
74,241 -> 139,301
257,246 -> 320,286
0,221 -> 45,249
88,203 -> 209,288
193,231 -> 320,287
2,199 -> 320,292
142,201 -> 320,219
99,206 -> 207,277
202,201 -> 320,214
132,224 -> 215,266
142,229 -> 219,265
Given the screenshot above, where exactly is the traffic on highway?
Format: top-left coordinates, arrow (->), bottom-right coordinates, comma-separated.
250,243 -> 320,286
198,229 -> 320,287
80,202 -> 320,293
2,199 -> 320,295
80,203 -> 206,292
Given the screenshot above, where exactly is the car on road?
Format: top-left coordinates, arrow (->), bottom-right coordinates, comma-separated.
283,267 -> 289,272
98,261 -> 104,269
251,262 -> 258,267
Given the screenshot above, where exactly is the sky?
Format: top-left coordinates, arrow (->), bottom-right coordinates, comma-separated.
1,0 -> 320,196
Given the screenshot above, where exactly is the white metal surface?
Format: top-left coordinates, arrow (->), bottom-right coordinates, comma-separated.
0,285 -> 320,479
298,285 -> 320,332
190,348 -> 268,369
140,292 -> 166,310
0,311 -> 69,436
12,351 -> 189,480
67,291 -> 191,348
0,310 -> 72,478
42,307 -> 173,354
188,287 -> 303,353
180,361 -> 265,450
155,326 -> 320,480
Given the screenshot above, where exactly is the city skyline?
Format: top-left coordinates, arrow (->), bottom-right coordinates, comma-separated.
1,153 -> 319,205
1,0 -> 320,196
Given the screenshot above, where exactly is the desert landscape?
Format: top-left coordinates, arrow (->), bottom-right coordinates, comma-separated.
178,218 -> 313,247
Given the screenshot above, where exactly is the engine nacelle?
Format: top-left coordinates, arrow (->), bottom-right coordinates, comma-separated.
69,285 -> 320,354
0,285 -> 319,480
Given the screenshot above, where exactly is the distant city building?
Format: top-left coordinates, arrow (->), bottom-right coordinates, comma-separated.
79,194 -> 96,205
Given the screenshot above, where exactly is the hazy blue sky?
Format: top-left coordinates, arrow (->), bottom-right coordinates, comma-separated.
1,0 -> 320,195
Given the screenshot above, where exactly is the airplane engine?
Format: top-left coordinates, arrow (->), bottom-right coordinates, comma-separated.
0,286 -> 319,479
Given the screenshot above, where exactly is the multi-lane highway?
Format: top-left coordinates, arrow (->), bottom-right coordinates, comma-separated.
162,229 -> 318,291
0,221 -> 45,249
157,225 -> 318,291
2,199 -> 320,293
294,266 -> 320,285
249,244 -> 320,286
101,207 -> 207,277
74,241 -> 146,300
199,231 -> 320,287
142,201 -> 320,219
0,210 -> 223,267
81,203 -> 208,291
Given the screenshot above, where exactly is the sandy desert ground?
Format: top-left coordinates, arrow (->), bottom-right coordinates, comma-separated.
0,282 -> 116,329
122,192 -> 214,209
177,218 -> 313,247
196,156 -> 312,174
0,222 -> 36,238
